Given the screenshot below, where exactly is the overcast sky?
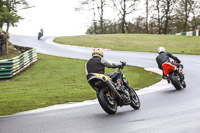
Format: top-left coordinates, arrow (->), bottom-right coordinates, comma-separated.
8,0 -> 145,37
9,0 -> 89,36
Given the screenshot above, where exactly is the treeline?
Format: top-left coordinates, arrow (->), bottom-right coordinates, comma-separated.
0,0 -> 32,33
76,0 -> 200,34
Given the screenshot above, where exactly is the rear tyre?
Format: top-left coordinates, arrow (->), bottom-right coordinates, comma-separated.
129,88 -> 140,109
169,72 -> 183,90
97,88 -> 117,114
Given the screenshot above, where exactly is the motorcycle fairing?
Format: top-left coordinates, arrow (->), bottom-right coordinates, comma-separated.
87,73 -> 112,91
87,73 -> 111,81
94,73 -> 112,80
162,62 -> 177,75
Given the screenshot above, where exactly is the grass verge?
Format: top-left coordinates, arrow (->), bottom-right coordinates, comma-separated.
55,34 -> 200,55
0,53 -> 160,116
0,44 -> 21,60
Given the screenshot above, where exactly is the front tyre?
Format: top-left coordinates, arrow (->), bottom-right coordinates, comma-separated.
182,80 -> 186,88
97,88 -> 117,114
129,88 -> 140,109
169,72 -> 183,90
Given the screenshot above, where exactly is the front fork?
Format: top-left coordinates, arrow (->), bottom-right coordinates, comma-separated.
176,70 -> 184,82
122,78 -> 133,97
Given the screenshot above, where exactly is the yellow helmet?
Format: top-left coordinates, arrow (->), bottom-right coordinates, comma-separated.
92,48 -> 104,58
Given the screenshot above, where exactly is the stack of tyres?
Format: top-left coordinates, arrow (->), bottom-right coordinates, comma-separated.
0,61 -> 13,80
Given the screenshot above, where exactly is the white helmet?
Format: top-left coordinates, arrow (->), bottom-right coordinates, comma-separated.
158,47 -> 165,54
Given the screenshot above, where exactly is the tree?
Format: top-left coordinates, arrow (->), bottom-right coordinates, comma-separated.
175,0 -> 194,32
161,0 -> 177,34
111,0 -> 140,33
154,0 -> 162,34
86,19 -> 122,34
96,0 -> 106,33
190,0 -> 200,30
0,0 -> 32,57
132,16 -> 146,33
76,0 -> 107,34
146,0 -> 149,33
76,0 -> 97,34
0,0 -> 6,28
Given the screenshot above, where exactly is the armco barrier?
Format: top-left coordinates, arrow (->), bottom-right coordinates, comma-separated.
0,48 -> 37,80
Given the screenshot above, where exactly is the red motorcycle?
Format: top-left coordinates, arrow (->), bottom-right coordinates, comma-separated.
162,62 -> 186,90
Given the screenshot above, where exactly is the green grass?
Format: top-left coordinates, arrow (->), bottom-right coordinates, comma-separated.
55,34 -> 200,55
0,53 -> 160,116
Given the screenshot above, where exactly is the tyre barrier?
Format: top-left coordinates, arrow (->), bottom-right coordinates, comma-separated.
0,47 -> 37,80
176,29 -> 200,36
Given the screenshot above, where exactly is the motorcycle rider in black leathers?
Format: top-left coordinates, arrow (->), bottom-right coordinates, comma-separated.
86,48 -> 126,90
156,47 -> 183,79
38,28 -> 43,40
40,28 -> 43,36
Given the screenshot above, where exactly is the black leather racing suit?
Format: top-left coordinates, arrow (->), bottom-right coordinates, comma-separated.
86,56 -> 123,82
156,51 -> 182,71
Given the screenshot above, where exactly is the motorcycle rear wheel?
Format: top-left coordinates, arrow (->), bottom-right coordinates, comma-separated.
129,88 -> 140,109
97,88 -> 117,114
170,72 -> 183,90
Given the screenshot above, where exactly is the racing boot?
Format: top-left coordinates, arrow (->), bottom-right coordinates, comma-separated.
162,74 -> 168,79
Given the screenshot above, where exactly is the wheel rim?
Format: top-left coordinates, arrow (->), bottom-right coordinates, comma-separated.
105,92 -> 115,105
103,90 -> 116,108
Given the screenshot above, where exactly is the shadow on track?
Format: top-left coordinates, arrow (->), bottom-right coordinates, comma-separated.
94,108 -> 141,118
163,88 -> 186,94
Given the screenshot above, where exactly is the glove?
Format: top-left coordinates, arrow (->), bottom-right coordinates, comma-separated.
120,61 -> 126,69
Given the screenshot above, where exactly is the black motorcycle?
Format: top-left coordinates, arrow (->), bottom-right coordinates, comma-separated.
87,66 -> 140,114
38,32 -> 43,40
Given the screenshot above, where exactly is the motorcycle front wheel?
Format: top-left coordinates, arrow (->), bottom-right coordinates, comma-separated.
129,88 -> 140,109
97,88 -> 117,114
182,80 -> 186,88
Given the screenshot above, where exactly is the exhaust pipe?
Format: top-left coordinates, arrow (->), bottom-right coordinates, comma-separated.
102,77 -> 124,101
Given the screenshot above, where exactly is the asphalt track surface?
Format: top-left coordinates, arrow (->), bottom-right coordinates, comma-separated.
1,35 -> 200,133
